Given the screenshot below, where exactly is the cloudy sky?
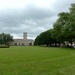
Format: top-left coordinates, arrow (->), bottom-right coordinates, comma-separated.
0,0 -> 75,39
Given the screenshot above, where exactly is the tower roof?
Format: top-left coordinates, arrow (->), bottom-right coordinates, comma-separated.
23,32 -> 27,34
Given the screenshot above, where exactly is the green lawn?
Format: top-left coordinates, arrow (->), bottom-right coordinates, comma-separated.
0,46 -> 75,75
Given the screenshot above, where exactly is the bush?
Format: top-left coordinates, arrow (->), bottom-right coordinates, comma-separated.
0,45 -> 10,48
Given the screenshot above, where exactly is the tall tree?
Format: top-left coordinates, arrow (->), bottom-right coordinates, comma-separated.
53,12 -> 69,43
0,33 -> 13,45
62,3 -> 75,45
35,3 -> 75,47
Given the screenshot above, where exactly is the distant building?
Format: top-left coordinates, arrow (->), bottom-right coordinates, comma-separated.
10,32 -> 34,46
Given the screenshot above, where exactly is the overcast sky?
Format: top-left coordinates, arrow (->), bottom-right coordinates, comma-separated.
0,0 -> 75,39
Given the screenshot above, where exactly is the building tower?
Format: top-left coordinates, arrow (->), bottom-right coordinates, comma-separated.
23,32 -> 27,40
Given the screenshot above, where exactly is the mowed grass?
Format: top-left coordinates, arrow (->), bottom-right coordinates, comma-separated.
0,46 -> 75,75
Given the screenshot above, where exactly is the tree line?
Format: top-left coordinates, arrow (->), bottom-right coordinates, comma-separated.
34,3 -> 75,47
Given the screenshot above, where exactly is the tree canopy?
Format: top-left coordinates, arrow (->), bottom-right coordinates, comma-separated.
0,33 -> 13,45
34,3 -> 75,47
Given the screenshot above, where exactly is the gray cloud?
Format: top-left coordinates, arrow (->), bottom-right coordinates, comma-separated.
51,0 -> 75,13
0,0 -> 75,39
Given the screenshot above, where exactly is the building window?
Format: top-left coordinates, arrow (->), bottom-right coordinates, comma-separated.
29,41 -> 32,46
29,43 -> 32,46
19,43 -> 20,46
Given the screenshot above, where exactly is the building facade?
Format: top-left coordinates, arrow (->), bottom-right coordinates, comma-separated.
10,32 -> 34,46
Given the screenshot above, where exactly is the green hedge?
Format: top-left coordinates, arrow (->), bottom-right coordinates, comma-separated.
0,45 -> 10,48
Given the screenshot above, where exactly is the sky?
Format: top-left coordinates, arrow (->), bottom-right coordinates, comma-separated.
0,0 -> 75,39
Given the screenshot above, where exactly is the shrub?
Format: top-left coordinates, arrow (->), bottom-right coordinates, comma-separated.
0,45 -> 10,48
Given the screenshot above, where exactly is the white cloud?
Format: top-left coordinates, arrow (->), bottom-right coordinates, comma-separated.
0,0 -> 54,9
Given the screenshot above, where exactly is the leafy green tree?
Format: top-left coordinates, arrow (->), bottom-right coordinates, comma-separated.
62,3 -> 75,45
52,3 -> 75,46
34,30 -> 55,46
0,33 -> 13,45
35,3 -> 75,47
53,12 -> 69,43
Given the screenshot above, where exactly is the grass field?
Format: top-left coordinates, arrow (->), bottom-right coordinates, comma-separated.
0,46 -> 75,75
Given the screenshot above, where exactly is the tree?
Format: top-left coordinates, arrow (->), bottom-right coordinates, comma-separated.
0,33 -> 13,45
35,3 -> 75,47
52,12 -> 69,44
34,30 -> 55,46
52,3 -> 75,46
62,3 -> 75,45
